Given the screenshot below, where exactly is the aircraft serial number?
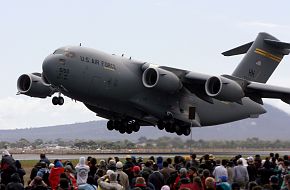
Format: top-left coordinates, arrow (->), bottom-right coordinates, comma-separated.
80,56 -> 116,71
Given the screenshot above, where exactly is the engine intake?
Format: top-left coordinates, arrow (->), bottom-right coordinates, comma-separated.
142,67 -> 182,93
205,76 -> 244,102
17,73 -> 54,98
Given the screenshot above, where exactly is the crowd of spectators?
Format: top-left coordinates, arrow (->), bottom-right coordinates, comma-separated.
1,150 -> 290,190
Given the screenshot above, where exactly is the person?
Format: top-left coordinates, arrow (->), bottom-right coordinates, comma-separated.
75,157 -> 90,185
233,159 -> 249,189
133,177 -> 151,190
57,177 -> 70,190
148,164 -> 164,190
97,172 -> 123,190
15,160 -> 26,185
37,162 -> 50,186
246,157 -> 257,182
213,160 -> 228,182
131,166 -> 142,188
205,177 -> 216,190
282,179 -> 290,190
27,176 -> 49,190
39,154 -> 50,167
49,160 -> 65,190
175,168 -> 194,190
269,175 -> 280,190
88,157 -> 98,178
5,173 -> 24,190
186,153 -> 199,169
64,165 -> 77,190
0,150 -> 17,185
160,161 -> 176,185
115,161 -> 130,190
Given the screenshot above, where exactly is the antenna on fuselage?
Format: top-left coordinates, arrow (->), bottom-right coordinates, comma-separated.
79,43 -> 82,46
122,54 -> 124,57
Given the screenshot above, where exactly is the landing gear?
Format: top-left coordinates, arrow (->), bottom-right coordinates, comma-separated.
52,96 -> 64,105
157,120 -> 191,136
106,119 -> 140,134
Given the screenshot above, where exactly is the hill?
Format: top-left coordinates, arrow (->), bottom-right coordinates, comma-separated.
0,104 -> 289,142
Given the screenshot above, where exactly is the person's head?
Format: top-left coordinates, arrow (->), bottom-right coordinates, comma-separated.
270,175 -> 279,185
15,160 -> 22,168
202,169 -> 210,178
33,176 -> 44,186
64,165 -> 73,174
2,150 -> 10,157
221,159 -> 228,166
135,177 -> 146,186
270,153 -> 274,158
11,173 -> 21,183
179,168 -> 187,178
161,185 -> 170,190
188,166 -> 198,176
152,164 -> 159,171
40,161 -> 47,168
90,157 -> 97,166
167,157 -> 172,164
247,181 -> 258,190
191,153 -> 197,159
116,161 -> 123,170
54,160 -> 63,168
163,161 -> 169,168
59,178 -> 69,189
285,175 -> 290,185
237,159 -> 243,165
205,177 -> 215,189
40,153 -> 46,159
79,157 -> 86,166
133,165 -> 141,175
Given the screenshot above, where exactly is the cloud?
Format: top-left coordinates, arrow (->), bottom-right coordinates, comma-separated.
0,96 -> 100,129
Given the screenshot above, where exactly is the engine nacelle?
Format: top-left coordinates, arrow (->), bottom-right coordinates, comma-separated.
205,76 -> 244,102
142,67 -> 182,93
17,73 -> 54,98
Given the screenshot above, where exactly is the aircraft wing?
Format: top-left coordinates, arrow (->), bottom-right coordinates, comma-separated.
246,82 -> 290,104
161,66 -> 290,105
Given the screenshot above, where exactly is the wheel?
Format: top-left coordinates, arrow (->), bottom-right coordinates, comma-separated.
114,121 -> 121,130
52,97 -> 59,105
183,127 -> 191,136
132,123 -> 140,132
58,97 -> 64,105
165,122 -> 173,132
107,120 -> 114,131
119,128 -> 126,134
176,130 -> 183,136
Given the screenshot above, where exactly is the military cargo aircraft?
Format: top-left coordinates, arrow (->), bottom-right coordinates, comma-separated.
17,33 -> 290,136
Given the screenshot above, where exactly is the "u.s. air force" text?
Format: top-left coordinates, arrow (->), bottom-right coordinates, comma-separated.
80,56 -> 116,71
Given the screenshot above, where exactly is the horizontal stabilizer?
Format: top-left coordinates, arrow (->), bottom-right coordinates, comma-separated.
222,41 -> 253,56
264,39 -> 290,54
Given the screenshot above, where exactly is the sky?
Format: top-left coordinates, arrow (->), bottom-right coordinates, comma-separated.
1,0 -> 290,129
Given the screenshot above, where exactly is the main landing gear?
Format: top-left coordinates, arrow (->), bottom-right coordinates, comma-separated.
52,94 -> 64,105
157,120 -> 191,136
107,120 -> 140,134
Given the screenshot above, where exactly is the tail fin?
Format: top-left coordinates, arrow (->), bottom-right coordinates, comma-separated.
222,32 -> 290,83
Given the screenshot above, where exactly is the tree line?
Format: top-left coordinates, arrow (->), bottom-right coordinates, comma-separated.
0,137 -> 290,150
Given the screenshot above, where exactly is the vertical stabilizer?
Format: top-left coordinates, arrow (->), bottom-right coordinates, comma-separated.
223,32 -> 290,83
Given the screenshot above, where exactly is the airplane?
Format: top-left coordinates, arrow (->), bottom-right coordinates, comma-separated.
17,32 -> 290,136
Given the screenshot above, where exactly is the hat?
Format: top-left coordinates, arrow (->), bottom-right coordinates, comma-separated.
133,166 -> 141,173
125,155 -> 131,159
247,156 -> 254,163
209,154 -> 215,160
106,169 -> 114,176
49,163 -> 54,168
219,176 -> 228,182
161,185 -> 170,190
135,177 -> 146,185
116,161 -> 123,169
2,150 -> 10,157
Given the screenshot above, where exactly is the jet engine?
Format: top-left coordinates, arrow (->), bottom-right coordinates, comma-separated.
17,73 -> 54,98
142,67 -> 182,93
205,76 -> 244,102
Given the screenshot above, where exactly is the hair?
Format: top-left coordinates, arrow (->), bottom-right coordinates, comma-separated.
90,157 -> 97,165
247,181 -> 258,190
205,177 -> 215,189
193,176 -> 203,189
167,158 -> 172,164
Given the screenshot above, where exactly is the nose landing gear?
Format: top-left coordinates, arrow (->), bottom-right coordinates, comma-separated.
52,93 -> 64,105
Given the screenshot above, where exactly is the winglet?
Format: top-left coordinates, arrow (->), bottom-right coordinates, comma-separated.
222,41 -> 253,56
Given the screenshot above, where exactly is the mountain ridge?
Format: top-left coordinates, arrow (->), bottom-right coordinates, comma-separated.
0,104 -> 289,142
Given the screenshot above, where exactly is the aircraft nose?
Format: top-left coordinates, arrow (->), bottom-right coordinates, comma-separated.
42,54 -> 65,85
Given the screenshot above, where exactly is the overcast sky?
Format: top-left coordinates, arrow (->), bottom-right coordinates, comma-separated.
1,1 -> 290,129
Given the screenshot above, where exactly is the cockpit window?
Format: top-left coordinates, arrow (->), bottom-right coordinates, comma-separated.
53,48 -> 75,58
53,48 -> 65,55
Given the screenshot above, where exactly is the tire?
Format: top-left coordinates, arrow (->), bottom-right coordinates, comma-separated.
52,97 -> 59,105
183,127 -> 191,136
157,121 -> 165,130
58,97 -> 64,105
132,124 -> 140,132
107,120 -> 114,131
